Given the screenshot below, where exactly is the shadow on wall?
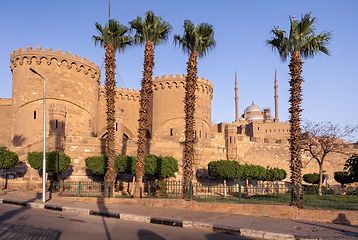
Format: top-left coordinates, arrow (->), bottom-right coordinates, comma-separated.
122,136 -> 128,155
0,162 -> 28,179
85,169 -> 105,182
0,162 -> 28,189
12,135 -> 26,147
100,138 -> 106,155
49,165 -> 74,182
196,168 -> 209,179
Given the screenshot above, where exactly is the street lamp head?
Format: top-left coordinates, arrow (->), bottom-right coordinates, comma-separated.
29,67 -> 37,74
29,68 -> 44,78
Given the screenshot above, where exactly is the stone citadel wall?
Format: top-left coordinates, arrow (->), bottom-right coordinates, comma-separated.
0,98 -> 12,147
0,46 -> 356,188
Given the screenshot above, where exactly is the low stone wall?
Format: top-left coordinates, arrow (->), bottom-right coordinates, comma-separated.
59,196 -> 358,225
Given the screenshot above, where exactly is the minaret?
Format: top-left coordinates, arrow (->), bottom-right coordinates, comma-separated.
235,72 -> 239,122
274,69 -> 279,123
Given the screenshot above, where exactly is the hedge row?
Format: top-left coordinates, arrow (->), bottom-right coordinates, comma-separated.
85,154 -> 179,179
208,160 -> 287,182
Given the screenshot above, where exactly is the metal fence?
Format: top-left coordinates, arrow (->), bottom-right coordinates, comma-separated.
51,181 -> 114,198
50,180 -> 358,210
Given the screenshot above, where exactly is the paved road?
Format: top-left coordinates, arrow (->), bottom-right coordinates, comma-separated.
0,205 -> 255,240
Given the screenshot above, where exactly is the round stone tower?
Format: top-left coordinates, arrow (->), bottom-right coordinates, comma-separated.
150,74 -> 213,147
10,47 -> 100,147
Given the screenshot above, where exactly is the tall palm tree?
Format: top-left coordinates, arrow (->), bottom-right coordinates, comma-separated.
129,11 -> 172,198
266,13 -> 331,207
93,19 -> 132,188
174,20 -> 215,199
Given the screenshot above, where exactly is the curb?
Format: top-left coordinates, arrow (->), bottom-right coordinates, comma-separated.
0,198 -> 320,240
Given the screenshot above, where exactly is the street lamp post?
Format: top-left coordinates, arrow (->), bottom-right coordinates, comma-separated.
29,68 -> 46,203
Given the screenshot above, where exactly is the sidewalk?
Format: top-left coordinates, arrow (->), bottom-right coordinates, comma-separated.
0,189 -> 357,240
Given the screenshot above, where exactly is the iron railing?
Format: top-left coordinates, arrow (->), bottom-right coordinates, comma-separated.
50,180 -> 358,210
51,181 -> 114,198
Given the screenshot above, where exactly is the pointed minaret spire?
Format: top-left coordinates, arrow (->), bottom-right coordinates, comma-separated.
274,69 -> 279,123
109,0 -> 111,20
235,72 -> 239,122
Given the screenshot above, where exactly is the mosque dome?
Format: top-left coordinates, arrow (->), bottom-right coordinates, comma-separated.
247,114 -> 265,121
245,104 -> 262,113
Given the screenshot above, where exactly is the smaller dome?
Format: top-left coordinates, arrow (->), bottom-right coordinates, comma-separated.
247,114 -> 264,121
245,104 -> 262,113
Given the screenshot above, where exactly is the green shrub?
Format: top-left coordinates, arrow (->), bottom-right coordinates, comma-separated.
241,164 -> 267,181
144,154 -> 179,179
85,155 -> 107,175
27,151 -> 43,171
334,171 -> 354,188
27,151 -> 70,173
303,173 -> 325,185
208,160 -> 242,180
157,156 -> 179,179
115,154 -> 136,175
144,154 -> 158,176
265,167 -> 287,181
0,148 -> 19,171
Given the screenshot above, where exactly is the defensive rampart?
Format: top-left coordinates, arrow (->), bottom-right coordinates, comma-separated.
151,74 -> 213,147
10,47 -> 101,147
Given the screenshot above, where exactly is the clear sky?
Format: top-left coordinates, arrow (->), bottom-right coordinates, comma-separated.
1,0 -> 357,142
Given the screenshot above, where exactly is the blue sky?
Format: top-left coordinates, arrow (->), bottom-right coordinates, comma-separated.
1,0 -> 357,142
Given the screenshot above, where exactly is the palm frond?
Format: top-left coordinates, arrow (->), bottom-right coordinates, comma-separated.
129,11 -> 172,46
267,13 -> 331,61
93,19 -> 132,52
174,20 -> 216,59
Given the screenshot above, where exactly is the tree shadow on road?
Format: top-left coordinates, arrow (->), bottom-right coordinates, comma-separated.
0,197 -> 62,239
137,229 -> 165,240
97,198 -> 111,240
0,217 -> 62,239
292,218 -> 358,239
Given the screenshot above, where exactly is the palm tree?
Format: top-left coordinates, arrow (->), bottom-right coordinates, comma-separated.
174,20 -> 215,199
93,19 -> 132,190
129,11 -> 172,198
266,13 -> 331,207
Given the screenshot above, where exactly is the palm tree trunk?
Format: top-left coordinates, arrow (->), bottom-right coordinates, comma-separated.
288,51 -> 304,208
104,44 -> 117,190
134,41 -> 154,198
183,50 -> 198,200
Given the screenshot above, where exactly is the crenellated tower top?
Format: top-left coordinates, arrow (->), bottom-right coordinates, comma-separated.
152,73 -> 213,98
10,47 -> 100,83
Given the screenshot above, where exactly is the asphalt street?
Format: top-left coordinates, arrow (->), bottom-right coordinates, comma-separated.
0,204 -> 255,240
